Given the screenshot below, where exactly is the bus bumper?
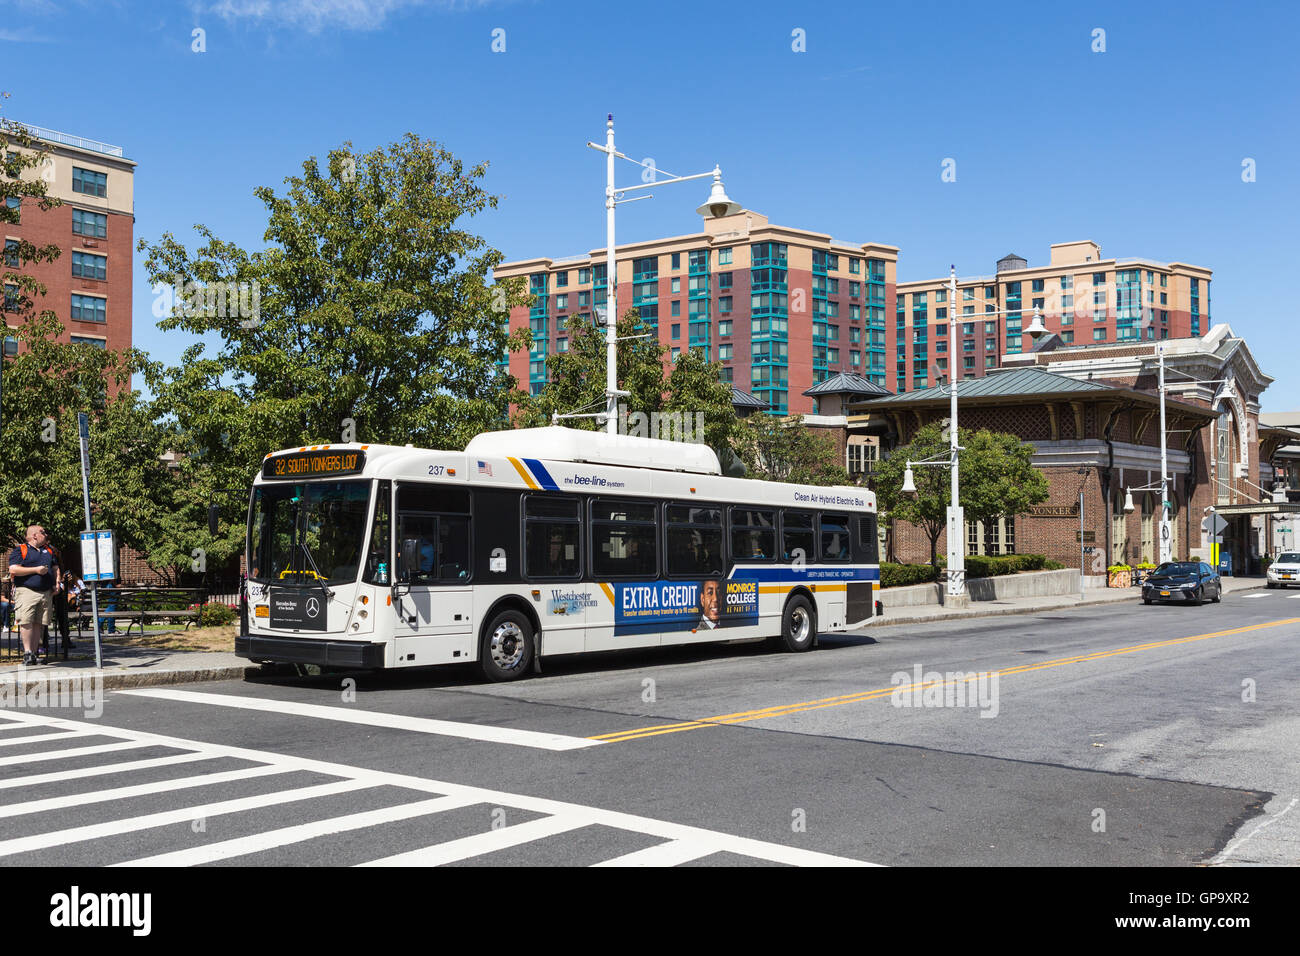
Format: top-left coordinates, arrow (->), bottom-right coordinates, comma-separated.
236,634 -> 386,669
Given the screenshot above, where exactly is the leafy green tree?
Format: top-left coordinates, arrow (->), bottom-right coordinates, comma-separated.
732,414 -> 852,486
0,313 -> 179,575
138,134 -> 530,464
512,310 -> 666,429
872,423 -> 1049,568
513,310 -> 738,459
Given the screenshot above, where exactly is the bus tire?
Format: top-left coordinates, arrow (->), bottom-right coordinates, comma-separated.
779,595 -> 816,653
480,610 -> 535,682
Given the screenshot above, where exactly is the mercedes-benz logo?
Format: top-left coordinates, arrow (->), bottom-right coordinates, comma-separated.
306,597 -> 321,618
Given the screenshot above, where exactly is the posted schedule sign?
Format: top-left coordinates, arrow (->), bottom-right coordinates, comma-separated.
80,529 -> 117,582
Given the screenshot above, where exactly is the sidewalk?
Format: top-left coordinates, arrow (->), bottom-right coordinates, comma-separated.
860,574 -> 1266,630
0,576 -> 1270,690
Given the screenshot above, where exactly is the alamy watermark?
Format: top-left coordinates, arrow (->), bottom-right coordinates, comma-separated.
152,278 -> 261,327
0,673 -> 104,718
616,404 -> 705,443
890,664 -> 1000,718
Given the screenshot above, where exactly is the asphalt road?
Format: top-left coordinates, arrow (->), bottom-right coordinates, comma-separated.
4,587 -> 1298,866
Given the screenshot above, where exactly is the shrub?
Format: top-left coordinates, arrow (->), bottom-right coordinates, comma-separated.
1043,559 -> 1066,570
1108,564 -> 1132,574
196,603 -> 237,627
880,563 -> 939,588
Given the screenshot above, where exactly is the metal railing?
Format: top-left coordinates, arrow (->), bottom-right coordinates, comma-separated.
16,124 -> 124,158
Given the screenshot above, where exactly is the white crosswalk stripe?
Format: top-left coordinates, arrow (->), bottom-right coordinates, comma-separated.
0,710 -> 875,867
1243,594 -> 1269,599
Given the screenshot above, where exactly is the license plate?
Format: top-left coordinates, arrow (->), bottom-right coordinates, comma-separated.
1160,590 -> 1171,596
1283,574 -> 1294,580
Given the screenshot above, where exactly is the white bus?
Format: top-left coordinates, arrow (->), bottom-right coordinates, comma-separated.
237,426 -> 879,681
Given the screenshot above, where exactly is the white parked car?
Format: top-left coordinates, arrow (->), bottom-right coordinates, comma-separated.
1267,552 -> 1300,588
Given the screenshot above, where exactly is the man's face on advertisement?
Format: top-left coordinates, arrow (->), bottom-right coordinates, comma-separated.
700,579 -> 721,621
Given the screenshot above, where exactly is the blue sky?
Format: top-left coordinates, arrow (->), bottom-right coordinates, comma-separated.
4,0 -> 1298,409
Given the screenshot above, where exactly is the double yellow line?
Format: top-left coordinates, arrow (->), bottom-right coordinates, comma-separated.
590,617 -> 1300,744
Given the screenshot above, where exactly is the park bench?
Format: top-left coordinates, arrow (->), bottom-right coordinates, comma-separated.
74,586 -> 210,639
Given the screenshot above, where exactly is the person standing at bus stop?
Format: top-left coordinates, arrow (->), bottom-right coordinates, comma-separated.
7,524 -> 62,666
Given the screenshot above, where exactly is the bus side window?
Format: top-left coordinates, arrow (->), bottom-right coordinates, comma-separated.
524,495 -> 581,580
820,513 -> 850,562
782,511 -> 816,564
396,483 -> 472,584
730,507 -> 776,564
363,481 -> 392,585
591,499 -> 657,578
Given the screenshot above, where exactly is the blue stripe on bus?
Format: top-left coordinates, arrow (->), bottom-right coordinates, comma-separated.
522,458 -> 560,491
729,566 -> 880,583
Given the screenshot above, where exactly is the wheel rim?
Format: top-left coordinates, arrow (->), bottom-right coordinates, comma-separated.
791,607 -> 811,644
489,621 -> 526,670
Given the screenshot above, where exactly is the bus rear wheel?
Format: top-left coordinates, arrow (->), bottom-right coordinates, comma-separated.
480,610 -> 534,682
778,595 -> 816,652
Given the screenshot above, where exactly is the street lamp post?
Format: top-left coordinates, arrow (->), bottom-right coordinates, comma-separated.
905,266 -> 1046,606
584,115 -> 739,435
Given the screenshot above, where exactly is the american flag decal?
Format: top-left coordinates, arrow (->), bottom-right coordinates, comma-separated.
477,460 -> 492,476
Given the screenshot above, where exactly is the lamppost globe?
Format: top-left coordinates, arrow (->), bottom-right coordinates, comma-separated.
901,464 -> 917,497
696,172 -> 740,218
1026,307 -> 1048,340
1123,489 -> 1136,514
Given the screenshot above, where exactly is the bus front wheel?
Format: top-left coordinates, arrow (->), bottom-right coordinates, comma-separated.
480,610 -> 535,682
778,595 -> 816,653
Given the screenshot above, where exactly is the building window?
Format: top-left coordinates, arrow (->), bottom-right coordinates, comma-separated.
985,337 -> 995,350
1032,279 -> 1045,292
671,323 -> 681,339
717,272 -> 733,291
71,252 -> 107,281
671,300 -> 680,317
4,196 -> 19,222
2,335 -> 16,356
671,252 -> 681,270
984,286 -> 995,298
718,320 -> 732,336
718,247 -> 732,265
72,167 -> 107,198
849,258 -> 861,275
71,293 -> 107,323
555,271 -> 568,288
1093,328 -> 1107,341
719,295 -> 732,314
72,209 -> 108,238
3,239 -> 18,268
556,338 -> 568,352
962,288 -> 974,300
1060,275 -> 1073,289
578,268 -> 591,284
718,343 -> 732,360
1062,331 -> 1073,343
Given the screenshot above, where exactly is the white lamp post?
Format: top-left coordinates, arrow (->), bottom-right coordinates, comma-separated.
908,266 -> 1047,605
585,114 -> 738,435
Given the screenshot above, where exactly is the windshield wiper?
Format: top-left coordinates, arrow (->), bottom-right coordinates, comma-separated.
298,542 -> 335,600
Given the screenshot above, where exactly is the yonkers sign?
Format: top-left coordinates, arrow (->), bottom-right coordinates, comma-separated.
269,588 -> 327,631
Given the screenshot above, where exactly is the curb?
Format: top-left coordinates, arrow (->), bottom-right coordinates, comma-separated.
0,664 -> 259,694
861,584 -> 1264,630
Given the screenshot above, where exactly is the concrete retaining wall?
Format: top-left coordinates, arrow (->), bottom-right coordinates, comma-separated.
880,569 -> 1107,609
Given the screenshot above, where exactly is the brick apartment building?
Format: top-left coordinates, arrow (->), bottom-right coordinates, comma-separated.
3,124 -> 135,358
494,201 -> 1215,419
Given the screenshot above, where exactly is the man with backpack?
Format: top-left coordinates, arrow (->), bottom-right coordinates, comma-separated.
7,525 -> 62,666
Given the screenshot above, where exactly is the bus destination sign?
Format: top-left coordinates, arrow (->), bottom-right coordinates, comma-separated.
263,449 -> 366,480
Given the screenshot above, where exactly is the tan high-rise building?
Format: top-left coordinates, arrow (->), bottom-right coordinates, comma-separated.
496,219 -> 1215,411
493,209 -> 898,415
3,124 -> 135,359
895,241 -> 1211,392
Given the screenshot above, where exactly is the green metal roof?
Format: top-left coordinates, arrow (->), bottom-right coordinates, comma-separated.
861,366 -> 1117,405
802,372 -> 890,397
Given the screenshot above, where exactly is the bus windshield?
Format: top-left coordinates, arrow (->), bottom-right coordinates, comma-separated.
250,480 -> 371,586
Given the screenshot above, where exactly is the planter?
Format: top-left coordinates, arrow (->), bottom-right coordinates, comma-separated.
1107,569 -> 1132,588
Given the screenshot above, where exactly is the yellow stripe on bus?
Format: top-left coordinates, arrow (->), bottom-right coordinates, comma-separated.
506,457 -> 539,489
599,582 -> 615,605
